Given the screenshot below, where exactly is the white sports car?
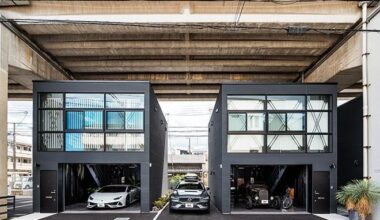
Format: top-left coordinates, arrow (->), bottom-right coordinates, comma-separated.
87,184 -> 140,209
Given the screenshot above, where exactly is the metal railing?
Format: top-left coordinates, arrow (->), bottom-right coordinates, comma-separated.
0,196 -> 16,216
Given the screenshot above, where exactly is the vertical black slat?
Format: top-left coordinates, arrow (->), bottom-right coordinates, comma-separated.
304,95 -> 308,153
264,95 -> 268,153
63,93 -> 66,152
104,93 -> 106,152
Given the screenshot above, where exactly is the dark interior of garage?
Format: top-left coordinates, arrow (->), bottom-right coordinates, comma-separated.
63,164 -> 141,211
230,165 -> 308,212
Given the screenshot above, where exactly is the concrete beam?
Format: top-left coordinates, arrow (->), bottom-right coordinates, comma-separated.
0,1 -> 360,16
304,32 -> 362,91
152,84 -> 219,94
43,40 -> 331,50
157,93 -> 217,101
72,72 -> 298,83
8,84 -> 31,93
8,93 -> 32,100
8,65 -> 44,89
64,60 -> 310,73
49,47 -> 327,57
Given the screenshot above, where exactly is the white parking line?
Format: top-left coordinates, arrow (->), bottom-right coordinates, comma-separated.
153,203 -> 168,220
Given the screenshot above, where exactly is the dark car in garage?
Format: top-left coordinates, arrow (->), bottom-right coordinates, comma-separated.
169,179 -> 210,213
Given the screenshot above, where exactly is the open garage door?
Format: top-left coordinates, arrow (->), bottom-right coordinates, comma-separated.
63,164 -> 140,213
230,165 -> 308,213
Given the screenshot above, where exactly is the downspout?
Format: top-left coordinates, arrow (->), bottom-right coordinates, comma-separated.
360,1 -> 370,180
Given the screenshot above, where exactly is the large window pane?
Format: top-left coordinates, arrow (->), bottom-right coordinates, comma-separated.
107,112 -> 125,129
307,135 -> 330,152
247,113 -> 265,131
307,112 -> 328,133
84,111 -> 103,129
66,111 -> 84,130
227,96 -> 265,110
267,96 -> 305,110
65,133 -> 104,151
106,94 -> 144,109
227,135 -> 264,153
126,111 -> 144,130
39,110 -> 63,131
39,93 -> 63,108
66,94 -> 104,108
268,113 -> 286,131
287,113 -> 305,131
106,133 -> 144,151
39,133 -> 63,151
307,96 -> 330,110
267,135 -> 304,152
228,113 -> 246,131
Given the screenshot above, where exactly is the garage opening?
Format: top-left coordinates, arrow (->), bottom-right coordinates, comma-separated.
63,164 -> 140,212
230,165 -> 309,213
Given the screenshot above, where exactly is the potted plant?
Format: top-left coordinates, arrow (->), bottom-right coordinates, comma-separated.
336,179 -> 380,220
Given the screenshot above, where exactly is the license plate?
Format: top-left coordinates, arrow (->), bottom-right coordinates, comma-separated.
185,203 -> 193,208
97,203 -> 105,208
261,200 -> 269,204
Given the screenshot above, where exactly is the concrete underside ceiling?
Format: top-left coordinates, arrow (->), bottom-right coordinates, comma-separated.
0,0 -> 366,100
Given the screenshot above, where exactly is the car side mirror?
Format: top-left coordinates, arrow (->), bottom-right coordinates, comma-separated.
170,186 -> 174,190
206,187 -> 210,191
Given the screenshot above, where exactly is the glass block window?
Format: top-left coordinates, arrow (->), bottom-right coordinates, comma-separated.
307,135 -> 330,152
106,94 -> 144,109
39,93 -> 63,108
39,133 -> 64,151
227,94 -> 332,153
267,96 -> 305,110
39,110 -> 63,131
228,113 -> 246,131
287,113 -> 305,131
106,133 -> 144,152
307,96 -> 330,110
267,135 -> 304,152
227,135 -> 264,153
107,112 -> 125,129
66,94 -> 104,108
247,113 -> 265,131
268,113 -> 286,131
65,133 -> 104,151
66,111 -> 103,130
227,96 -> 265,110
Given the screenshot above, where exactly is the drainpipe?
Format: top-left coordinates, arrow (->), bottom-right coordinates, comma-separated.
360,1 -> 370,180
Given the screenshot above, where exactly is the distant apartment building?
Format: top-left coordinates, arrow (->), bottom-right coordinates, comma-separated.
7,141 -> 32,180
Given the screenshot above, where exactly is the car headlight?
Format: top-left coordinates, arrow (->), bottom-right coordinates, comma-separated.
89,196 -> 94,200
114,196 -> 122,200
170,196 -> 179,202
255,196 -> 259,200
270,196 -> 274,200
200,196 -> 210,202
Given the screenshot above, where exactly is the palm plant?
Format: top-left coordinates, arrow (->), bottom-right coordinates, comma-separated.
336,179 -> 380,220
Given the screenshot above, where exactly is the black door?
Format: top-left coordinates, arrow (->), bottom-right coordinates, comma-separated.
40,170 -> 58,213
312,171 -> 330,213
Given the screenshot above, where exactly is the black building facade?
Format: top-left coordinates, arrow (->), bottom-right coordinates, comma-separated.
33,81 -> 167,213
208,84 -> 337,214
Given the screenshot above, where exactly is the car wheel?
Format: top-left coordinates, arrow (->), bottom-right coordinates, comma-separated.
246,196 -> 253,209
125,196 -> 130,207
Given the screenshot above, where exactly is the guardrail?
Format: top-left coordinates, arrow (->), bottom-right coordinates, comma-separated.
0,196 -> 15,215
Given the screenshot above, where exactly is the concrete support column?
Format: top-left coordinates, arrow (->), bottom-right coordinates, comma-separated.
367,8 -> 380,220
0,23 -> 9,220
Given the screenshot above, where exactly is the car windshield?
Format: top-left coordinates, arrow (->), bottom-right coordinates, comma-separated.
98,186 -> 126,193
177,183 -> 204,190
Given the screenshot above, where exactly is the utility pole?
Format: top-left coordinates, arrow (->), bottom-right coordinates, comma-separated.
13,123 -> 16,172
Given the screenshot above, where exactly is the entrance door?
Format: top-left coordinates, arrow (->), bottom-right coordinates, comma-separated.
40,170 -> 58,213
312,171 -> 330,213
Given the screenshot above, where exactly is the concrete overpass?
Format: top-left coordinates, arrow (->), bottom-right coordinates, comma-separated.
1,0 -> 380,219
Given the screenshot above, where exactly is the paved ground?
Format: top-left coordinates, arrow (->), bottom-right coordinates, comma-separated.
40,213 -> 156,220
8,196 -> 33,219
157,204 -> 325,220
65,202 -> 140,213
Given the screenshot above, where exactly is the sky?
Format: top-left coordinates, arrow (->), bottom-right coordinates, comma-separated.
7,100 -> 216,153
